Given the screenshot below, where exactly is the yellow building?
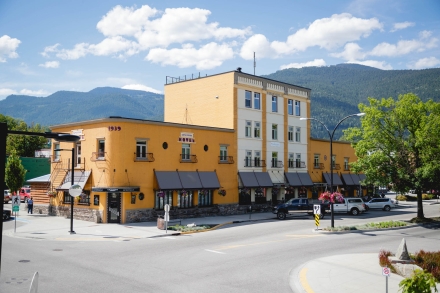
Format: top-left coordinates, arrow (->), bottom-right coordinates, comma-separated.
45,117 -> 237,224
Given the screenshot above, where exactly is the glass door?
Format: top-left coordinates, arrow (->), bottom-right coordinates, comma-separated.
107,192 -> 121,223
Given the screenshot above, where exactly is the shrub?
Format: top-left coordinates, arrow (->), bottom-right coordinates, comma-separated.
396,194 -> 407,201
422,194 -> 434,200
378,250 -> 396,273
413,250 -> 440,282
398,269 -> 438,293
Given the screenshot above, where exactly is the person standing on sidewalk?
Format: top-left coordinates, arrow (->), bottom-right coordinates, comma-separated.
27,197 -> 34,214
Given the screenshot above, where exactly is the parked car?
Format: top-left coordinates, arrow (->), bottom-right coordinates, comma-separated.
3,209 -> 11,221
365,198 -> 395,211
332,197 -> 366,215
19,187 -> 31,202
4,190 -> 11,203
272,198 -> 329,220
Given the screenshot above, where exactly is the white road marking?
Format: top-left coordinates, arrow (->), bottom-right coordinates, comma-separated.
163,237 -> 176,240
205,249 -> 226,254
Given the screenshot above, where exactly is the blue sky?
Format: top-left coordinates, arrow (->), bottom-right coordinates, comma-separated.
0,0 -> 439,100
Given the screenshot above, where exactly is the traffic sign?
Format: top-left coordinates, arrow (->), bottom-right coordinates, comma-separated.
164,204 -> 170,212
69,184 -> 82,197
13,206 -> 19,212
313,204 -> 321,215
12,195 -> 20,207
382,267 -> 390,276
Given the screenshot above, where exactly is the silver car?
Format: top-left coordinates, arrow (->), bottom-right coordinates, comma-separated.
365,198 -> 395,211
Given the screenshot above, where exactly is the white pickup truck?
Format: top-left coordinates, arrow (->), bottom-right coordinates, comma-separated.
332,197 -> 366,215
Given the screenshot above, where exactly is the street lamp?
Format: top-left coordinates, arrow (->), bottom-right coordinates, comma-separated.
54,148 -> 76,234
0,122 -> 80,273
301,113 -> 365,227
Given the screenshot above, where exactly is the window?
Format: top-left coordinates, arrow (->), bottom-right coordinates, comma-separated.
98,139 -> 105,159
155,190 -> 173,210
288,126 -> 294,141
63,191 -> 71,203
77,191 -> 90,205
314,155 -> 320,168
272,152 -> 278,168
272,96 -> 278,112
220,146 -> 228,161
245,120 -> 252,137
53,143 -> 60,162
344,157 -> 349,170
254,92 -> 260,109
182,143 -> 191,160
288,99 -> 293,115
254,151 -> 261,167
295,127 -> 301,142
272,124 -> 278,140
245,90 -> 252,108
295,100 -> 301,116
198,190 -> 212,207
76,142 -> 81,166
136,140 -> 147,159
254,121 -> 260,138
178,190 -> 193,208
296,153 -> 302,168
245,150 -> 252,167
332,155 -> 336,168
288,153 -> 294,168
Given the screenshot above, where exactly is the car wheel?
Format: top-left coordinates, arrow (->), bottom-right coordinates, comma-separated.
277,211 -> 286,220
383,205 -> 391,211
351,208 -> 360,216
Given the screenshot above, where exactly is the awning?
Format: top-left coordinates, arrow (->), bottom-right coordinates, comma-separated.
238,172 -> 259,188
255,172 -> 273,187
341,173 -> 355,186
297,172 -> 314,186
350,174 -> 360,185
155,171 -> 182,190
198,171 -> 220,189
178,171 -> 203,189
57,171 -> 91,190
285,172 -> 302,186
323,172 -> 343,186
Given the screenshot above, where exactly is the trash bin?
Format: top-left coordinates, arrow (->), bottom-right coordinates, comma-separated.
157,216 -> 165,230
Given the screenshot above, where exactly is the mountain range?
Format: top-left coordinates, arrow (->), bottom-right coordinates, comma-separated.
1,64 -> 439,139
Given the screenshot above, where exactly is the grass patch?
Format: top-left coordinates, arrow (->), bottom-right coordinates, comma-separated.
323,220 -> 407,231
167,224 -> 216,232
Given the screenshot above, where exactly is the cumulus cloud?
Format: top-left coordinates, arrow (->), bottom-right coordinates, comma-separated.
146,42 -> 234,70
348,60 -> 392,70
280,59 -> 326,70
39,61 -> 60,68
122,84 -> 162,94
390,21 -> 415,32
0,35 -> 21,62
0,88 -> 17,99
408,57 -> 440,69
0,88 -> 49,99
369,37 -> 438,57
240,34 -> 275,59
330,42 -> 366,61
41,43 -> 60,58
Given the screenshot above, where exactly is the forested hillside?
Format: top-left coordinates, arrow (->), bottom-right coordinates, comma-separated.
263,64 -> 440,139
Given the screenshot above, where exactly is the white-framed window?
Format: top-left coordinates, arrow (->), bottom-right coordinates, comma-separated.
136,140 -> 147,159
272,96 -> 278,112
288,153 -> 295,168
254,92 -> 260,109
245,90 -> 252,108
198,190 -> 212,207
288,126 -> 294,141
97,139 -> 105,159
254,121 -> 260,138
295,100 -> 301,116
295,127 -> 301,142
272,152 -> 278,168
220,145 -> 228,161
75,142 -> 81,166
53,142 -> 60,162
296,153 -> 302,168
178,190 -> 193,208
254,151 -> 261,167
245,120 -> 252,137
314,154 -> 320,168
155,190 -> 173,210
344,157 -> 349,170
245,150 -> 252,167
272,124 -> 278,140
288,99 -> 293,115
182,143 -> 191,160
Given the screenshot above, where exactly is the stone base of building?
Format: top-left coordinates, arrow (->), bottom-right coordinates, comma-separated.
34,204 -> 103,223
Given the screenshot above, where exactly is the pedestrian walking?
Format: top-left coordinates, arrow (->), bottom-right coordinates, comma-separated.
27,197 -> 34,214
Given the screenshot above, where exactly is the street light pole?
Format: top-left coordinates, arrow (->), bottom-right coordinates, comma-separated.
301,113 -> 365,227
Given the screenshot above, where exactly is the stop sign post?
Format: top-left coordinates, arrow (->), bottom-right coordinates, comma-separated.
382,266 -> 390,293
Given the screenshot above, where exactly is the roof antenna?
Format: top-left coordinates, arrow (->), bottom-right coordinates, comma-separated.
254,52 -> 256,75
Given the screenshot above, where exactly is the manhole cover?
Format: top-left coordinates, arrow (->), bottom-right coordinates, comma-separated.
18,260 -> 30,263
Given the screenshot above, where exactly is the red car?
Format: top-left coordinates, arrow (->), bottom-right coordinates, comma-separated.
19,187 -> 31,202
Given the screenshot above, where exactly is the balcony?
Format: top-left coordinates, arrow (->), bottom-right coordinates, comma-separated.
344,165 -> 350,171
134,152 -> 155,162
332,163 -> 341,170
244,159 -> 266,168
180,154 -> 198,163
314,163 -> 324,170
271,160 -> 284,168
91,152 -> 106,161
218,156 -> 234,164
289,161 -> 306,168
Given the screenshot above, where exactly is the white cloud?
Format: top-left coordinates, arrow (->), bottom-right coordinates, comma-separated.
88,36 -> 140,58
408,57 -> 440,69
146,42 -> 234,70
280,59 -> 326,70
0,88 -> 17,99
369,37 -> 438,57
41,43 -> 60,58
419,30 -> 432,39
347,60 -> 392,70
240,34 -> 275,59
19,89 -> 49,96
330,42 -> 366,61
39,61 -> 60,68
390,21 -> 415,32
0,35 -> 21,62
56,43 -> 89,60
122,84 -> 162,94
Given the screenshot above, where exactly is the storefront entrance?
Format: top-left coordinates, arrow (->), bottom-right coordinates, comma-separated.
107,192 -> 121,223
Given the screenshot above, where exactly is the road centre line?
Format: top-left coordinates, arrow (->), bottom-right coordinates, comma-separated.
215,235 -> 322,251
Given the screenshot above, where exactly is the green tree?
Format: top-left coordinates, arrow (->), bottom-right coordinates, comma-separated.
5,149 -> 27,195
343,93 -> 440,219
